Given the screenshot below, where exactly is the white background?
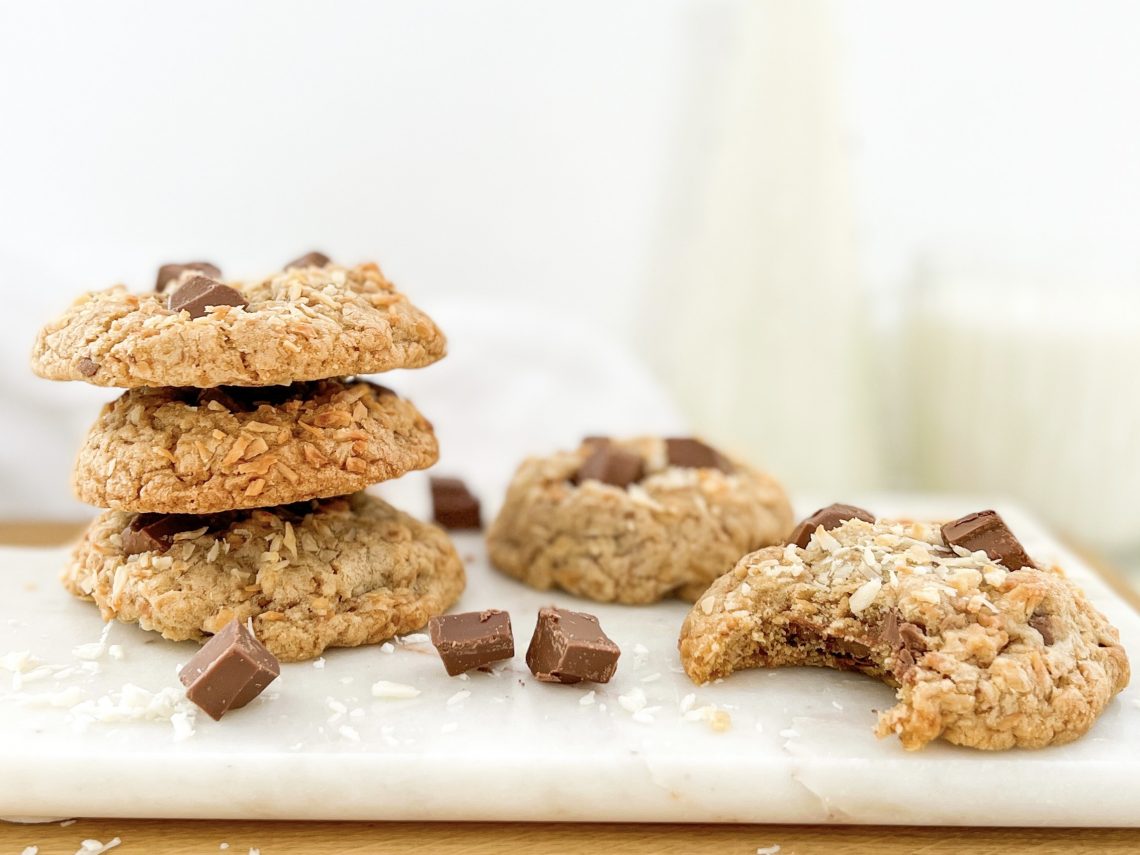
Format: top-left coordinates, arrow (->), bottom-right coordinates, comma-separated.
2,1 -> 1139,553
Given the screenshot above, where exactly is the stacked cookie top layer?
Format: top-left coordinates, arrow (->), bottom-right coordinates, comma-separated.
32,258 -> 446,388
34,254 -> 465,661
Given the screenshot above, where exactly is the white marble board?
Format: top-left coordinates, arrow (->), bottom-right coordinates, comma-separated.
1,495 -> 1138,825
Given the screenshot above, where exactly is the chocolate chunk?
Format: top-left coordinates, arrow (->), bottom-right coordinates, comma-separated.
284,251 -> 331,270
121,513 -> 211,555
194,384 -> 308,412
526,607 -> 620,684
664,437 -> 732,472
76,357 -> 100,377
155,261 -> 222,293
168,276 -> 248,319
178,619 -> 280,721
1030,613 -> 1056,645
428,610 -> 515,676
941,510 -> 1034,571
574,446 -> 644,488
430,476 -> 482,530
788,503 -> 875,549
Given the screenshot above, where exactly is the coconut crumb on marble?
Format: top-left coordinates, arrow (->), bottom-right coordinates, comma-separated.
379,642 -> 395,654
371,680 -> 420,699
618,687 -> 647,713
579,690 -> 596,706
398,633 -> 430,645
756,846 -> 781,855
831,700 -> 844,711
631,643 -> 649,668
640,672 -> 661,683
338,725 -> 361,742
312,657 -> 326,669
21,847 -> 37,855
446,689 -> 470,706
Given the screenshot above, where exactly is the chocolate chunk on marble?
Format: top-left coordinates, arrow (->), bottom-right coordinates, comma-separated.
789,503 -> 875,549
155,261 -> 222,293
941,509 -> 1034,571
284,251 -> 332,270
178,619 -> 280,721
664,437 -> 731,472
575,445 -> 644,488
429,610 -> 514,676
526,606 -> 620,684
430,476 -> 481,530
167,276 -> 247,319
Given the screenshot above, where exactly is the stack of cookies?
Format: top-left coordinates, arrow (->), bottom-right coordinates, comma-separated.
31,253 -> 465,662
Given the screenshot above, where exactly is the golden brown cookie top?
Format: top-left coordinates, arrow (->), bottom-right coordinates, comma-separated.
32,261 -> 446,388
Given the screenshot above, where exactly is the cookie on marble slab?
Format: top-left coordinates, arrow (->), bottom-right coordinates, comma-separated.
31,259 -> 446,388
63,492 -> 466,662
486,436 -> 794,604
73,378 -> 438,514
678,509 -> 1130,750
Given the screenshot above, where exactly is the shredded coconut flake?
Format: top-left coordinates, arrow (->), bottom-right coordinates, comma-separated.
312,657 -> 326,670
618,687 -> 647,713
579,691 -> 596,706
640,672 -> 661,683
379,642 -> 395,654
848,577 -> 882,615
398,633 -> 430,645
446,689 -> 471,706
756,846 -> 781,855
21,847 -> 38,855
338,725 -> 360,742
371,680 -> 420,700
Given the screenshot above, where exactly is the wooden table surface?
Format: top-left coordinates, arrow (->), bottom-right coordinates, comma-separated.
3,520 -> 1138,855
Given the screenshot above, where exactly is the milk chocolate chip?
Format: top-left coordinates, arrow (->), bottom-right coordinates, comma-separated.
789,503 -> 875,548
664,438 -> 732,472
575,446 -> 644,488
155,261 -> 222,293
941,510 -> 1034,571
178,619 -> 280,721
284,251 -> 331,270
167,276 -> 248,319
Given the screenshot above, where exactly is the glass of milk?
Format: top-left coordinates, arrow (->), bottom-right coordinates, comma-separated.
900,269 -> 1140,554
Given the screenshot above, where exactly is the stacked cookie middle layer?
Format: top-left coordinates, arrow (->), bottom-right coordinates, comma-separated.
34,256 -> 465,661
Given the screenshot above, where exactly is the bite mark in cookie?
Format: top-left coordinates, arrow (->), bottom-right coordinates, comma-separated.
678,511 -> 1130,750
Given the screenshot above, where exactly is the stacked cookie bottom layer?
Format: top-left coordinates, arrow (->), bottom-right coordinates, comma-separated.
64,380 -> 465,661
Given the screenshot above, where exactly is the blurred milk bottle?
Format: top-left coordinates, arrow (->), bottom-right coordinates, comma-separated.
903,268 -> 1140,553
643,1 -> 881,495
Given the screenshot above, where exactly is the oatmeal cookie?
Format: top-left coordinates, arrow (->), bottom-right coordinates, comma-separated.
31,262 -> 446,387
486,437 -> 793,604
63,492 -> 465,662
678,511 -> 1130,750
73,379 -> 438,514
